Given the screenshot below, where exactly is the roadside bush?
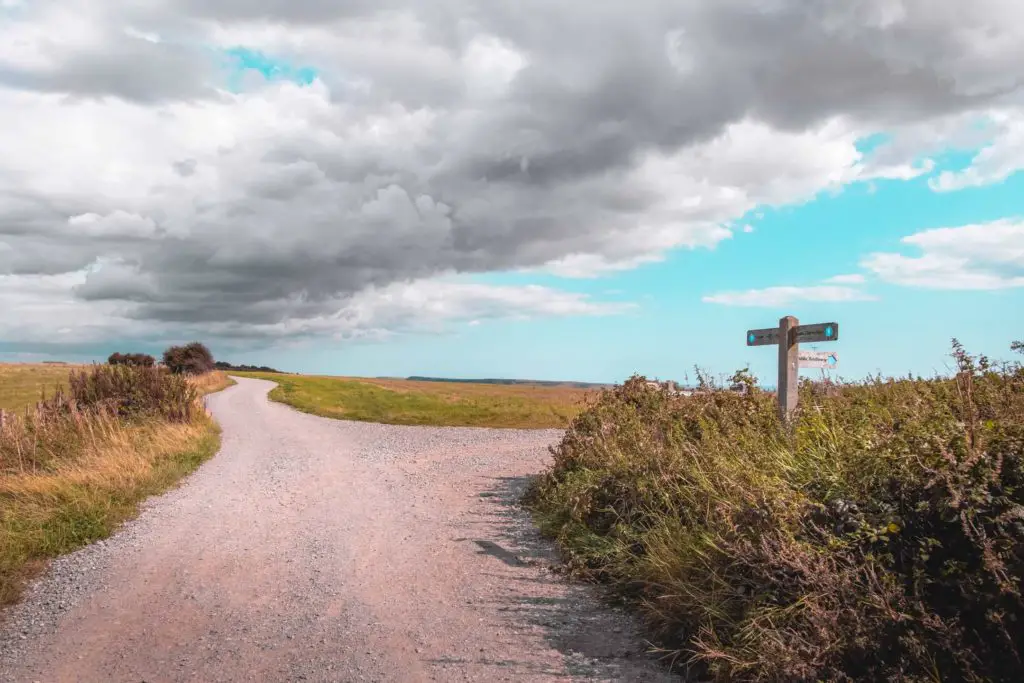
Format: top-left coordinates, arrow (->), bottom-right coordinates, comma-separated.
108,352 -> 156,367
528,342 -> 1024,681
162,342 -> 215,375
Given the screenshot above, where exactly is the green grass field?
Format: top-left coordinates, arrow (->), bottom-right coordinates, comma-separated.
234,372 -> 597,429
0,364 -> 80,413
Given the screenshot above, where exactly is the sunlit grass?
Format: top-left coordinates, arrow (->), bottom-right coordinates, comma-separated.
189,370 -> 236,396
235,372 -> 597,429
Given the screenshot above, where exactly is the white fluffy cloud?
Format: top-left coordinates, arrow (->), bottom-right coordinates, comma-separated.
930,112 -> 1024,192
862,219 -> 1024,289
825,274 -> 867,285
703,285 -> 876,307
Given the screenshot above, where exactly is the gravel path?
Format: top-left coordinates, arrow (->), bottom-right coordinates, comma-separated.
0,377 -> 680,682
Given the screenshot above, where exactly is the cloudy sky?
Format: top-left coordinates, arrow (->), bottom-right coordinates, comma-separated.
1,0 -> 1022,383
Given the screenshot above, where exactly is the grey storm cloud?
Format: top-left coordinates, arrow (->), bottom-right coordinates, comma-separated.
1,0 -> 1023,342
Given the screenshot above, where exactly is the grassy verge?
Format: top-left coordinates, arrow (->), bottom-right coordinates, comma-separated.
0,418 -> 219,606
235,372 -> 594,428
191,370 -> 236,396
527,344 -> 1024,681
0,365 -> 227,607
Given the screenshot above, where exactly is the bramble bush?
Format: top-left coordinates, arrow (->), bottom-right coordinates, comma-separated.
528,341 -> 1024,681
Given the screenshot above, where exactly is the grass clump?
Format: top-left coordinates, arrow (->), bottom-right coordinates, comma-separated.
0,363 -> 228,606
527,342 -> 1024,682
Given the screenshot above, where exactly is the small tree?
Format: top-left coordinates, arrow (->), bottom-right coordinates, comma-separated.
162,342 -> 215,375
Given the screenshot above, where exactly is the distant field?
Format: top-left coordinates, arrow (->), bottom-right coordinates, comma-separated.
0,364 -> 235,415
0,363 -> 81,413
233,372 -> 598,429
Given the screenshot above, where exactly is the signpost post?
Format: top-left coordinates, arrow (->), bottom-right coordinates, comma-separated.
746,317 -> 839,423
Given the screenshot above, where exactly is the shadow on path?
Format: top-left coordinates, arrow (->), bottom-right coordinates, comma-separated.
457,474 -> 689,682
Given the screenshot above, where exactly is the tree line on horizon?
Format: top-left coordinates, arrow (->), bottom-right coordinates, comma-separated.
108,342 -> 216,376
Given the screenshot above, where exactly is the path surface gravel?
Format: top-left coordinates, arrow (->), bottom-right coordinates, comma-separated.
0,377 -> 680,682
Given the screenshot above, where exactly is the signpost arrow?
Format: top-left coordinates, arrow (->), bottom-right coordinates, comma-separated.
794,322 -> 839,344
798,350 -> 839,369
746,328 -> 780,347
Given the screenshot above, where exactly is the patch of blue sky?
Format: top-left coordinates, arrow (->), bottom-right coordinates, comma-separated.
223,47 -> 318,90
855,132 -> 892,155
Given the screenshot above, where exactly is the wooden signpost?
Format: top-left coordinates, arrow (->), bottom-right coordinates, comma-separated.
746,317 -> 839,422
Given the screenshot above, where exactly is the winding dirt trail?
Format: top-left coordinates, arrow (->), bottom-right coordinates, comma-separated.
0,377 -> 678,682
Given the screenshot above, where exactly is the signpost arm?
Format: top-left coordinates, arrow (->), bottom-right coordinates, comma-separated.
778,316 -> 799,423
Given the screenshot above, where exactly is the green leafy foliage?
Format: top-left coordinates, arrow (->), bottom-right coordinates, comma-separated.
528,342 -> 1024,682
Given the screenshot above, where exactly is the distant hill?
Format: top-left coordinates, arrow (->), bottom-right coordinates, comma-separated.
403,376 -> 611,389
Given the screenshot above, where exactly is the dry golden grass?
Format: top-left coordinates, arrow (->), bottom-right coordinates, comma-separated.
188,370 -> 236,396
0,363 -> 84,413
235,372 -> 600,428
